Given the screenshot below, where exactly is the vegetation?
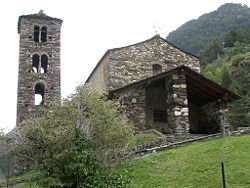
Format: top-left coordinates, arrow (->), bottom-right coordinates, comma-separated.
0,129 -> 16,182
166,3 -> 250,55
115,135 -> 250,188
198,39 -> 224,65
19,184 -> 38,188
14,84 -> 133,188
128,133 -> 161,147
200,24 -> 250,130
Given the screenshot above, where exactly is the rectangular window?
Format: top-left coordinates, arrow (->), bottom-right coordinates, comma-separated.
153,110 -> 166,122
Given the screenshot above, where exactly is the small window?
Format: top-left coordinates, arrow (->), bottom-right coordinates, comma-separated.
35,83 -> 45,105
153,110 -> 166,122
41,26 -> 47,42
34,26 -> 40,42
152,64 -> 162,75
32,54 -> 40,73
41,55 -> 48,73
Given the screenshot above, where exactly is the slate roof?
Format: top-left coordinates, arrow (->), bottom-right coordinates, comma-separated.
109,65 -> 241,106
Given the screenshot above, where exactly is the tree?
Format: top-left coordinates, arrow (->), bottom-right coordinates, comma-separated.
199,39 -> 224,65
224,31 -> 238,47
0,129 -> 15,187
221,69 -> 232,89
15,84 -> 133,187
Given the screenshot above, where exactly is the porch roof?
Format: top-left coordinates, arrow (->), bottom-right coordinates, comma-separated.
109,66 -> 241,106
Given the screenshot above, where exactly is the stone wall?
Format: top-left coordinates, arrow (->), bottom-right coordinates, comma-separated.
117,86 -> 146,131
168,73 -> 190,134
107,36 -> 200,91
198,101 -> 221,134
189,100 -> 227,134
17,13 -> 62,126
114,73 -> 191,135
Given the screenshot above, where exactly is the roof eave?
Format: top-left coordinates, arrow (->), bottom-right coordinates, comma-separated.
109,65 -> 240,103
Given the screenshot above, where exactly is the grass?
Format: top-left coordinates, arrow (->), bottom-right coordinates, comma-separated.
128,133 -> 161,147
115,135 -> 250,188
0,171 -> 35,183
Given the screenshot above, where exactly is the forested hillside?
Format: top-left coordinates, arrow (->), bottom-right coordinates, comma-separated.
201,26 -> 250,129
166,3 -> 250,55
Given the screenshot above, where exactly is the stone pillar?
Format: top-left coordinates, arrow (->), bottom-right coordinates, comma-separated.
169,73 -> 190,135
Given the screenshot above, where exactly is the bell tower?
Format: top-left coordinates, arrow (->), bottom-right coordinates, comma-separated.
17,11 -> 62,126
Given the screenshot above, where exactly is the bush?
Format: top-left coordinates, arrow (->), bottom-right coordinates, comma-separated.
15,84 -> 133,187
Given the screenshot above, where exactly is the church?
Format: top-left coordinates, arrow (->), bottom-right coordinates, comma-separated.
86,35 -> 240,135
16,11 -> 240,135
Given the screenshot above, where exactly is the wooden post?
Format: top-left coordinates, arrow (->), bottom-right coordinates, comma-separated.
221,162 -> 226,188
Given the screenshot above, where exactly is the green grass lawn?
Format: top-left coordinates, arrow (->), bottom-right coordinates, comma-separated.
115,135 -> 250,188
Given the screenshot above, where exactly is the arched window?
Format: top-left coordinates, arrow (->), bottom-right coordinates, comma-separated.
34,26 -> 40,42
41,55 -> 48,73
35,83 -> 45,105
32,54 -> 40,73
41,26 -> 47,42
152,64 -> 162,75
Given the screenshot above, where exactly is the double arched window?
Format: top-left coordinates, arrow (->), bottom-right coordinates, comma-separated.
32,54 -> 48,73
35,83 -> 45,105
34,25 -> 47,42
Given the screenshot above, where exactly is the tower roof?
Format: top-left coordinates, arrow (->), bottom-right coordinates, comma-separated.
18,10 -> 62,33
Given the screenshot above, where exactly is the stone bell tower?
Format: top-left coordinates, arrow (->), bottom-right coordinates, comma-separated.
16,11 -> 62,126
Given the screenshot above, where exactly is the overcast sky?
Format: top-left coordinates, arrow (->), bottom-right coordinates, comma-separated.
0,0 -> 249,132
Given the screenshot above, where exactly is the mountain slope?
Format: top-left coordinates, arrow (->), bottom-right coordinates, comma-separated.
198,23 -> 250,129
166,3 -> 250,55
115,135 -> 250,188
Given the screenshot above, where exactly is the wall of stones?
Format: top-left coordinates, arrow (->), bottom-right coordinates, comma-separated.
17,16 -> 62,126
107,36 -> 200,91
198,101 -> 222,134
170,73 -> 190,134
116,86 -> 146,131
115,73 -> 191,135
189,99 -> 227,134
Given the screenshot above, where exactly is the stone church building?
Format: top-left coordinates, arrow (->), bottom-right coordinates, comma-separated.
86,35 -> 240,135
15,11 -> 240,135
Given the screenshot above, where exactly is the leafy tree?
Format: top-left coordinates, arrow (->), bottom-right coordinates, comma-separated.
224,31 -> 238,47
15,84 -> 133,187
0,130 -> 15,186
221,68 -> 232,89
199,39 -> 224,65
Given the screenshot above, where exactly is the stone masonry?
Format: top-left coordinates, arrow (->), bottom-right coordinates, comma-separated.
117,87 -> 146,131
167,73 -> 190,134
16,11 -> 62,126
87,35 -> 200,92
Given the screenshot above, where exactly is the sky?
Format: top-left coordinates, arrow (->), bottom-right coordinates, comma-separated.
0,0 -> 249,132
